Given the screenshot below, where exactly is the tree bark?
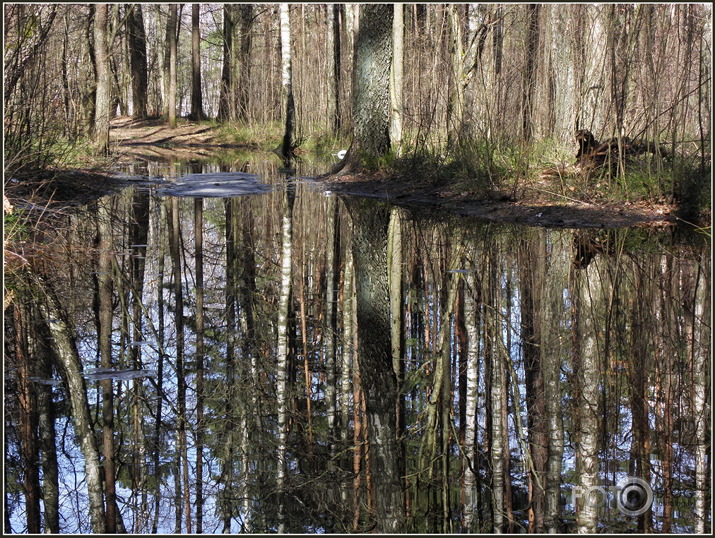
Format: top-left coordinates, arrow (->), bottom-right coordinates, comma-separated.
34,279 -> 107,533
575,258 -> 603,534
335,4 -> 393,174
94,4 -> 111,154
276,179 -> 296,533
190,4 -> 205,121
167,4 -> 178,128
327,4 -> 341,134
279,4 -> 295,160
347,198 -> 404,532
127,4 -> 148,118
390,4 -> 404,153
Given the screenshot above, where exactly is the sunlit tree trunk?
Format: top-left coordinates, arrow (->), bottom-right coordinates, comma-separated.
218,5 -> 234,122
167,4 -> 178,128
327,4 -> 341,134
276,180 -> 296,533
522,4 -> 541,142
190,4 -> 205,120
447,4 -> 464,149
575,258 -> 603,534
336,4 -> 393,174
390,3 -> 403,153
127,4 -> 148,118
34,281 -> 107,533
93,4 -> 111,154
279,4 -> 295,160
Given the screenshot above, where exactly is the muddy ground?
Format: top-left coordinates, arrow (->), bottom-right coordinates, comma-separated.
6,117 -> 704,230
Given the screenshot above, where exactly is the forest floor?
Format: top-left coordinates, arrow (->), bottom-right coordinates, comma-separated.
5,117 -> 706,230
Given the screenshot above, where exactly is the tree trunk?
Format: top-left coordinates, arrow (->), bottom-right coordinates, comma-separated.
194,198 -> 205,533
190,4 -> 205,121
461,253 -> 481,532
575,258 -> 603,534
97,198 -> 119,533
128,4 -> 148,118
94,4 -> 111,154
276,179 -> 296,533
218,5 -> 234,122
390,4 -> 404,153
327,4 -> 341,134
335,4 -> 393,174
542,231 -> 567,533
279,4 -> 295,160
522,4 -> 541,142
34,280 -> 107,533
692,257 -> 710,534
347,199 -> 404,532
167,4 -> 178,128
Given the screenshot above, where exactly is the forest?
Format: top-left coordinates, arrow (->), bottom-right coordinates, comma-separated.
3,2 -> 713,535
3,3 -> 712,209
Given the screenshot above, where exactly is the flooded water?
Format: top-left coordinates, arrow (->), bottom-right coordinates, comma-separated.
5,152 -> 710,533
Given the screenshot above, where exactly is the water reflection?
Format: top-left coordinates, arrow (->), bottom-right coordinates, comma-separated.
4,154 -> 710,534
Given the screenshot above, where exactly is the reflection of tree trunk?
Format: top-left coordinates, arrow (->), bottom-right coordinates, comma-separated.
341,246 -> 355,505
692,258 -> 710,534
387,207 -> 405,499
348,199 -> 404,532
34,279 -> 107,533
13,305 -> 41,533
519,233 -> 546,533
152,198 -> 168,534
276,180 -> 296,533
629,254 -> 653,532
34,312 -> 60,534
542,231 -> 567,533
575,259 -> 602,535
194,198 -> 205,532
169,197 -> 189,532
461,251 -> 481,532
97,198 -> 119,533
325,195 -> 339,451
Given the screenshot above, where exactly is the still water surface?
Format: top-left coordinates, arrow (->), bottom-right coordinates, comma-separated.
7,153 -> 710,533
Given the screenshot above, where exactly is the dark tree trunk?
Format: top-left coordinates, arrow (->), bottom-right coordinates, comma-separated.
190,4 -> 205,121
127,4 -> 148,118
